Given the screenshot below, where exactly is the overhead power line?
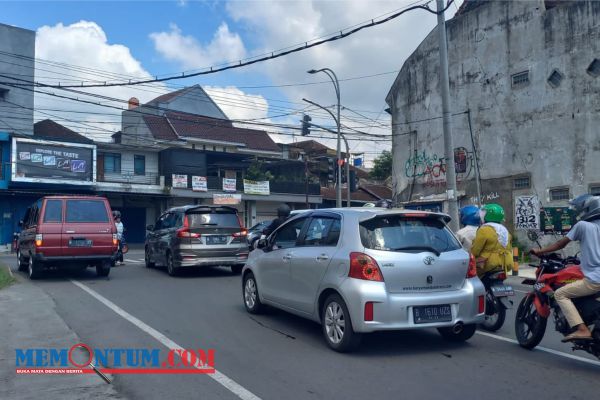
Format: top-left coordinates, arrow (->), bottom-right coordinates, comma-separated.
1,0 -> 453,89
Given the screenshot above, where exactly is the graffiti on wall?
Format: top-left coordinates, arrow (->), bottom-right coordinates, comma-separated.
405,147 -> 474,187
515,195 -> 540,230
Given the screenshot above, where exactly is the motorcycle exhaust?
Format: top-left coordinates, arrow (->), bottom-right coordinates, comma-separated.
452,322 -> 464,334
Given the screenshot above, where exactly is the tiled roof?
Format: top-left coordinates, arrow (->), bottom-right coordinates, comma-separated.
143,115 -> 179,140
360,184 -> 392,200
146,87 -> 189,104
320,185 -> 390,202
143,111 -> 280,152
33,119 -> 94,144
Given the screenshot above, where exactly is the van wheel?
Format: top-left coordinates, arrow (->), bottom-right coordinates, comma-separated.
17,250 -> 28,271
28,257 -> 42,280
145,247 -> 155,268
166,252 -> 178,276
96,261 -> 111,277
321,294 -> 362,352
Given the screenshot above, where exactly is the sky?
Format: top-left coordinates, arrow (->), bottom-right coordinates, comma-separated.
0,0 -> 462,165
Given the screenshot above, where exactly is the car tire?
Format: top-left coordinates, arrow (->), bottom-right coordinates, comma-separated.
321,294 -> 362,352
231,264 -> 244,275
145,247 -> 155,269
243,272 -> 264,314
28,257 -> 42,280
96,261 -> 111,277
17,250 -> 28,272
166,252 -> 178,276
437,323 -> 477,342
515,295 -> 547,349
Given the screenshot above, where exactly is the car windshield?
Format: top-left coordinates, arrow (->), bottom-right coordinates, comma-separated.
360,215 -> 460,254
187,212 -> 240,228
65,200 -> 109,223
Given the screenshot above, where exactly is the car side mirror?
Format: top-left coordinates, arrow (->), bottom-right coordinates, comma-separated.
257,239 -> 268,249
146,225 -> 154,231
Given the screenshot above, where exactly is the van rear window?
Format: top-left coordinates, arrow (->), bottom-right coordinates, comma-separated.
43,200 -> 63,223
187,212 -> 240,228
65,200 -> 109,223
360,216 -> 461,254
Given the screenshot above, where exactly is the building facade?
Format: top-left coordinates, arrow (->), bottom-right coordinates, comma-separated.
386,0 -> 600,231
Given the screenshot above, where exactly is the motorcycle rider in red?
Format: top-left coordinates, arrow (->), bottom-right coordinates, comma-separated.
530,195 -> 600,342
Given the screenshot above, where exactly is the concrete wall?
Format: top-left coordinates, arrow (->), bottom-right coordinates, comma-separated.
0,24 -> 35,135
387,0 -> 600,229
99,149 -> 160,185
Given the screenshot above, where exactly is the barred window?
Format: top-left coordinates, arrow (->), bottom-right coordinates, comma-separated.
550,187 -> 570,201
512,71 -> 530,87
547,70 -> 563,88
513,177 -> 530,189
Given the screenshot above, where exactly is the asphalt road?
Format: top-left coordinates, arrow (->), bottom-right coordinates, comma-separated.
2,249 -> 599,400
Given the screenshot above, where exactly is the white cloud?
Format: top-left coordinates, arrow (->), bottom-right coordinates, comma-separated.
35,21 -> 168,141
149,23 -> 246,71
204,86 -> 270,123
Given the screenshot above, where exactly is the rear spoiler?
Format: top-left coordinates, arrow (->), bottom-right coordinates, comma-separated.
187,206 -> 238,213
360,211 -> 452,224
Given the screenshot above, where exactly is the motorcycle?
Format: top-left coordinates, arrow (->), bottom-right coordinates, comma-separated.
515,251 -> 600,359
479,270 -> 514,331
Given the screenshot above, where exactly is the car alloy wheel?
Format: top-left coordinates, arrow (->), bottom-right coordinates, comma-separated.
325,301 -> 345,344
244,278 -> 257,309
166,252 -> 177,276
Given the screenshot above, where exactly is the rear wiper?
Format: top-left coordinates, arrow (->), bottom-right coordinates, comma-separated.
390,246 -> 441,256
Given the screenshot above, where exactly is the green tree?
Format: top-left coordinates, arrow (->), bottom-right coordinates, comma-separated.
245,158 -> 274,181
370,150 -> 392,180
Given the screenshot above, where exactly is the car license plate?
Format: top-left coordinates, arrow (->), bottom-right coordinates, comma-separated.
69,239 -> 92,247
413,305 -> 452,324
206,236 -> 228,245
491,285 -> 514,297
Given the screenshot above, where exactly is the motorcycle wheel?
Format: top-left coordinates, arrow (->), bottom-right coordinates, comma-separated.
480,293 -> 506,332
515,295 -> 547,349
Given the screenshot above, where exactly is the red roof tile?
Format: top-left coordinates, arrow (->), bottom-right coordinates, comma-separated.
143,115 -> 179,141
33,119 -> 94,144
320,186 -> 384,202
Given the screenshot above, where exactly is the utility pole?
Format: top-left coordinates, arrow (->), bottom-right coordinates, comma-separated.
436,0 -> 459,231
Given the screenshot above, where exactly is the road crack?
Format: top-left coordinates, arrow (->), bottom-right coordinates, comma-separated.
248,316 -> 296,340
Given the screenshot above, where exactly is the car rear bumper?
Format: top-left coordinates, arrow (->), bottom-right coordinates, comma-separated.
33,253 -> 117,264
338,277 -> 486,333
174,247 -> 249,267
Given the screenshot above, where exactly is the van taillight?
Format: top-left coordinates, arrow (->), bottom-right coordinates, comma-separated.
35,234 -> 43,247
467,253 -> 477,278
178,215 -> 200,238
349,252 -> 384,282
112,234 -> 118,246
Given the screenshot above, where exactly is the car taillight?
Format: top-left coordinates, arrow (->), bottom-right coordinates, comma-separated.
364,302 -> 374,321
349,252 -> 384,282
232,230 -> 248,238
112,234 -> 118,246
495,272 -> 507,280
178,215 -> 200,238
35,234 -> 43,247
467,253 -> 477,278
177,228 -> 200,238
478,295 -> 485,313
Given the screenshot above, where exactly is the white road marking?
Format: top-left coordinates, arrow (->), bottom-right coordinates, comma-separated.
476,331 -> 600,367
71,280 -> 261,400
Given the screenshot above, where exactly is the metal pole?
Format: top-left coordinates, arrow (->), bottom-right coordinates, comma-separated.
436,0 -> 459,230
341,134 -> 351,207
467,109 -> 482,207
305,158 -> 309,209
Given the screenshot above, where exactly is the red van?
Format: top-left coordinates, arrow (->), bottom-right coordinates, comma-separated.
17,196 -> 118,279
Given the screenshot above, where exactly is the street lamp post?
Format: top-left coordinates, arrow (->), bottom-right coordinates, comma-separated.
308,68 -> 341,208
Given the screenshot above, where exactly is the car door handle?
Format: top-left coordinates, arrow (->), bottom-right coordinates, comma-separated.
316,254 -> 329,261
283,254 -> 292,261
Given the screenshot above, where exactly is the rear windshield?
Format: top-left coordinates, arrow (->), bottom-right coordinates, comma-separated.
187,212 -> 240,228
65,200 -> 110,223
360,216 -> 461,254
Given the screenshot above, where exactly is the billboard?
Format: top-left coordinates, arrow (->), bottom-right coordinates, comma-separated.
11,138 -> 96,184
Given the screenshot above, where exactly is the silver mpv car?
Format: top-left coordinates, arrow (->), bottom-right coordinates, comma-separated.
242,208 -> 485,352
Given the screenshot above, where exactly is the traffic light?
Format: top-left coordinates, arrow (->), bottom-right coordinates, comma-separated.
341,160 -> 347,184
301,114 -> 312,136
327,157 -> 335,182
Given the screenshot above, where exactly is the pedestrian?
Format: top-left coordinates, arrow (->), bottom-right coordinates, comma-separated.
471,203 -> 513,277
530,194 -> 600,342
263,204 -> 291,236
456,205 -> 481,252
113,211 -> 125,265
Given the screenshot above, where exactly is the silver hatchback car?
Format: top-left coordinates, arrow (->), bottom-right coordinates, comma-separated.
242,208 -> 485,352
